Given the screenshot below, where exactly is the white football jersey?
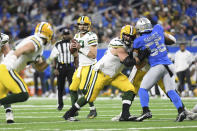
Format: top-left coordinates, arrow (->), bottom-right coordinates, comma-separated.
74,31 -> 98,66
94,37 -> 128,78
2,35 -> 44,72
0,33 -> 9,63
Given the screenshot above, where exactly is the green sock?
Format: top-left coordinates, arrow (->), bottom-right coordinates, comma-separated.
0,92 -> 29,105
89,102 -> 94,107
4,104 -> 11,109
70,91 -> 78,106
122,91 -> 135,101
77,97 -> 87,107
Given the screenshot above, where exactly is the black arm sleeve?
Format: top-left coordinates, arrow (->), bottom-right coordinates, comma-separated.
121,56 -> 136,67
138,48 -> 151,61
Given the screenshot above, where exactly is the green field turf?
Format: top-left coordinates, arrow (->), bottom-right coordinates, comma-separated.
0,97 -> 197,131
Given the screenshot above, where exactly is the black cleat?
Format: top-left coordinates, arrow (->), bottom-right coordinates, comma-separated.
136,112 -> 152,122
176,111 -> 186,122
119,115 -> 138,121
62,111 -> 79,121
87,110 -> 97,119
57,104 -> 64,111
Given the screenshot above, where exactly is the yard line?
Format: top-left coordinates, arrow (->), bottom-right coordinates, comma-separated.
0,128 -> 23,130
55,126 -> 197,131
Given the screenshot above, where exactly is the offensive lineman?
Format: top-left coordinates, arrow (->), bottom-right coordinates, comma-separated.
63,25 -> 150,121
0,33 -> 14,123
0,22 -> 53,122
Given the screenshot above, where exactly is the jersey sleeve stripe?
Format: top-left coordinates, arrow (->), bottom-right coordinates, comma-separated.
88,40 -> 97,44
31,37 -> 41,49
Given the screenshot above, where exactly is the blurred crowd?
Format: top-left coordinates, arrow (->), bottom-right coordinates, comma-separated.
0,0 -> 196,46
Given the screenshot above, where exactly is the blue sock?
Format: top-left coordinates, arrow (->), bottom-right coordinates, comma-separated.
167,90 -> 183,109
138,88 -> 149,107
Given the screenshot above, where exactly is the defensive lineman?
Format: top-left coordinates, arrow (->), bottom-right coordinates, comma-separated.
133,18 -> 186,122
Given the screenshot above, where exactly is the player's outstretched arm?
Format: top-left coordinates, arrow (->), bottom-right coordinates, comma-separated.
13,42 -> 35,57
116,47 -> 138,67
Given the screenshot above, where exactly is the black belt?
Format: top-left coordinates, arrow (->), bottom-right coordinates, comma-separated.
58,62 -> 74,66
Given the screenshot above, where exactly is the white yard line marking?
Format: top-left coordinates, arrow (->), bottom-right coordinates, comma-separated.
0,128 -> 23,130
57,126 -> 197,131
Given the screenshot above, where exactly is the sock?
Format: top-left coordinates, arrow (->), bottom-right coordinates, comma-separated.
89,102 -> 96,110
69,104 -> 80,117
142,107 -> 150,114
122,100 -> 131,118
138,88 -> 149,108
0,92 -> 29,105
4,104 -> 11,109
70,91 -> 78,106
167,90 -> 183,109
77,97 -> 88,107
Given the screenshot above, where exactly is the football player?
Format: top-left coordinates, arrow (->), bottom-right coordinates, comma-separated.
0,33 -> 14,123
62,25 -> 150,121
133,18 -> 186,122
0,22 -> 53,122
67,16 -> 98,118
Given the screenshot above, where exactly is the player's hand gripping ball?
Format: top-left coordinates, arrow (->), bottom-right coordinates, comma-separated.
69,39 -> 80,54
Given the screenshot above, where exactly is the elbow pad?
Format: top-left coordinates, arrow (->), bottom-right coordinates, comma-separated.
121,56 -> 136,67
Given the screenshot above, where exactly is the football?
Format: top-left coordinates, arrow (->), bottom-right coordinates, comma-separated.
69,39 -> 78,54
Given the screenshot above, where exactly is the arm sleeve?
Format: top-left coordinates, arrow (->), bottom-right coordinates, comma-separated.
30,37 -> 41,52
88,33 -> 98,46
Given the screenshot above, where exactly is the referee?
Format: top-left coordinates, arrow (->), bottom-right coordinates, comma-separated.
50,29 -> 76,110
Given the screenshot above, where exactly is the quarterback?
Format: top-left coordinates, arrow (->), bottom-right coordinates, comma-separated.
0,22 -> 53,115
63,25 -> 150,121
68,16 -> 98,118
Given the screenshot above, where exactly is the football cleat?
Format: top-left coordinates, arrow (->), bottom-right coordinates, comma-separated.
6,110 -> 14,124
176,111 -> 186,122
65,117 -> 79,122
87,109 -> 97,119
111,112 -> 122,121
136,112 -> 152,122
119,115 -> 138,121
57,104 -> 64,111
62,111 -> 79,121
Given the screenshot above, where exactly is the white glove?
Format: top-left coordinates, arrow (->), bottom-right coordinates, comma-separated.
0,33 -> 9,46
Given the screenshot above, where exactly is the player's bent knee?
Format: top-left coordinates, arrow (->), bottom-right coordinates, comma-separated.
17,92 -> 29,102
122,91 -> 135,101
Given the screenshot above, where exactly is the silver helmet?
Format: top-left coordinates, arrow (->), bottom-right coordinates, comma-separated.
135,18 -> 152,33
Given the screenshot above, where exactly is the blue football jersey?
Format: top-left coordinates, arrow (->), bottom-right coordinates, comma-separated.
133,24 -> 172,67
